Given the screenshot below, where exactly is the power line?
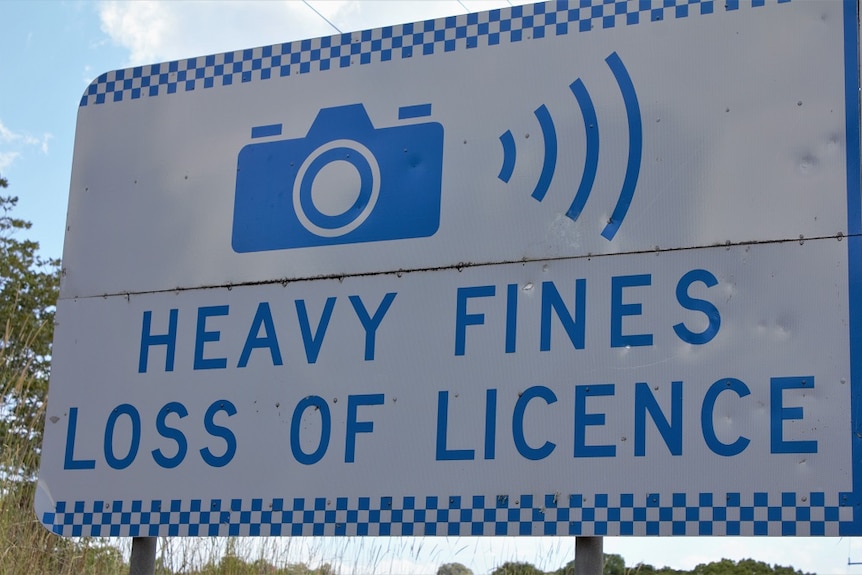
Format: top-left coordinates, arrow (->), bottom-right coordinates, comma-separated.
302,0 -> 342,34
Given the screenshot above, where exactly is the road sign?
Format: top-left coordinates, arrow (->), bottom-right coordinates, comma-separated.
38,0 -> 862,537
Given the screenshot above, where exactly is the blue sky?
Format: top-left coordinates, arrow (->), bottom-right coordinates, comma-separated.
1,1 -> 106,259
4,1 -> 862,573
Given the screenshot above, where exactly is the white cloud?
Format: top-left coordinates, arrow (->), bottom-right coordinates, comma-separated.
0,119 -> 52,172
96,1 -> 525,66
39,134 -> 53,155
98,1 -> 178,65
98,1 -> 338,66
1,120 -> 42,147
0,152 -> 20,173
0,122 -> 15,143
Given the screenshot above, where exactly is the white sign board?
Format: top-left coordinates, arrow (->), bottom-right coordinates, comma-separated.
38,0 -> 862,537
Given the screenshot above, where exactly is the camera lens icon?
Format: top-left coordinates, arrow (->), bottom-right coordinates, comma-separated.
294,140 -> 381,238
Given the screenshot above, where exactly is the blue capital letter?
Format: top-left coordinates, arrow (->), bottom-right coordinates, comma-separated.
238,302 -> 283,368
194,306 -> 229,370
152,402 -> 189,469
634,382 -> 683,456
513,385 -> 557,460
200,400 -> 237,467
295,297 -> 336,364
64,407 -> 96,470
139,309 -> 178,373
345,394 -> 384,463
455,286 -> 495,356
436,391 -> 475,460
104,404 -> 141,470
611,274 -> 653,348
673,269 -> 721,345
290,396 -> 330,465
541,280 -> 586,351
349,293 -> 397,361
771,376 -> 817,454
574,384 -> 616,458
701,378 -> 750,456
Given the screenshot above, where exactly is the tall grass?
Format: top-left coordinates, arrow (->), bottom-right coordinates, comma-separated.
0,316 -> 129,574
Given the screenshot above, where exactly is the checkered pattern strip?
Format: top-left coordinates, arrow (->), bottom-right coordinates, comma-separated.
79,0 -> 790,107
43,491 -> 851,537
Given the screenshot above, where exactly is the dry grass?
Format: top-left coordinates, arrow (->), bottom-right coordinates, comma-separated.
0,333 -> 128,574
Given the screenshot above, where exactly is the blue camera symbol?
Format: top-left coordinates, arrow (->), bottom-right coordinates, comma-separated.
232,103 -> 444,252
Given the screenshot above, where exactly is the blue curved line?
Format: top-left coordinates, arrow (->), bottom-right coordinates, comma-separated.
498,130 -> 516,183
602,51 -> 642,241
530,104 -> 557,202
566,78 -> 599,222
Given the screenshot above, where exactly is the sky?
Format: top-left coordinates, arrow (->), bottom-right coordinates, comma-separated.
2,1 -> 862,573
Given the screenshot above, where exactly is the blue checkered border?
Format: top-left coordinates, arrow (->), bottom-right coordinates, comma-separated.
43,491 -> 851,537
80,0 -> 790,107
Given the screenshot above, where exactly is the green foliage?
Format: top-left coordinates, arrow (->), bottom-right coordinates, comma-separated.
172,539 -> 338,575
0,175 -> 60,480
603,554 -> 626,575
491,561 -> 547,575
438,563 -> 474,575
629,564 -> 687,575
549,554 -> 647,575
474,555 -> 813,575
0,477 -> 128,574
194,555 -> 336,574
689,558 -> 814,575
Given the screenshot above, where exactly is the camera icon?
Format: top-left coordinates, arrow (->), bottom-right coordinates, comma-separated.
232,103 -> 444,252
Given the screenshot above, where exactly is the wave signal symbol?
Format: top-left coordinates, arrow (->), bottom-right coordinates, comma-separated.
498,51 -> 642,242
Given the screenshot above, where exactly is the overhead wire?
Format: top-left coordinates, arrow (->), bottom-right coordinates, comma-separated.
301,0 -> 534,38
302,0 -> 343,34
303,0 -> 495,35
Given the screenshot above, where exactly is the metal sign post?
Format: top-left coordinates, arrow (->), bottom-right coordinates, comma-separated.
129,537 -> 156,575
575,537 -> 603,575
37,0 -> 862,542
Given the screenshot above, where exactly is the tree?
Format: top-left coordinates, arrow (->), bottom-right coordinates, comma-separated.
438,563 -> 474,575
550,554 -> 626,575
491,562 -> 545,575
603,554 -> 626,575
691,558 -> 814,575
0,174 -> 68,570
0,174 -> 61,480
516,555 -> 813,575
